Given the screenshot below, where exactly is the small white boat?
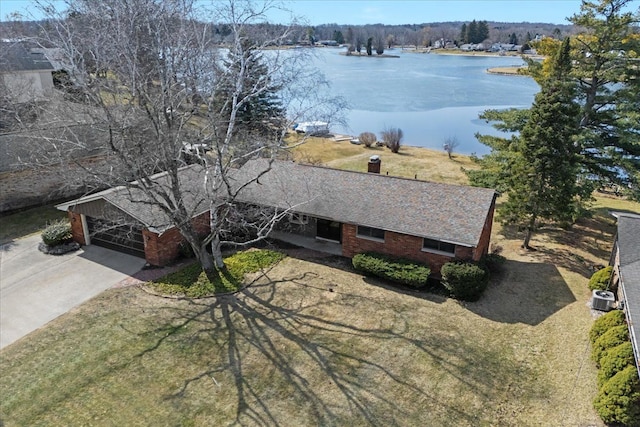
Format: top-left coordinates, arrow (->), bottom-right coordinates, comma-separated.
294,121 -> 330,135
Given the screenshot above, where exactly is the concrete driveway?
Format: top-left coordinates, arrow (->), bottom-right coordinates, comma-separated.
0,235 -> 146,349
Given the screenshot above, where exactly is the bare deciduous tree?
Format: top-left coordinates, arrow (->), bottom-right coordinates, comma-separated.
14,0 -> 344,279
358,131 -> 376,148
443,136 -> 459,159
381,127 -> 402,153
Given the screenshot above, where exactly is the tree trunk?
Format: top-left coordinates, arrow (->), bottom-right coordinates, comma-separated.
522,214 -> 537,249
196,245 -> 218,281
211,234 -> 225,269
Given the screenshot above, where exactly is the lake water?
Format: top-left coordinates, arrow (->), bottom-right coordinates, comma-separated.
308,48 -> 540,155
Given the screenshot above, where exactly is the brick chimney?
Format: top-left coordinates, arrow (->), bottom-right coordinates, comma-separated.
368,155 -> 381,174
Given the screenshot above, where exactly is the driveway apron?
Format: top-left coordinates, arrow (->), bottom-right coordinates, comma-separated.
0,235 -> 146,349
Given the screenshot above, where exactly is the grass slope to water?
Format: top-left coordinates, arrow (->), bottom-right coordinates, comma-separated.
291,137 -> 478,185
2,138 -> 640,425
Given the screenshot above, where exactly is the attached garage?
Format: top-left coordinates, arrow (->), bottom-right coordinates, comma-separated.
85,217 -> 145,258
57,194 -> 149,259
57,168 -> 212,267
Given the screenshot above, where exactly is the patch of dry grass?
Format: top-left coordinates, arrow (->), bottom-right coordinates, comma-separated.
0,250 -> 605,426
2,141 -> 638,426
292,138 -> 478,185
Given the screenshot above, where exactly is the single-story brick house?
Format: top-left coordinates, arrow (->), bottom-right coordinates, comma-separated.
609,212 -> 640,377
57,158 -> 497,274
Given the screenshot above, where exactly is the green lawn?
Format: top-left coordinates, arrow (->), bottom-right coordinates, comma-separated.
0,205 -> 67,244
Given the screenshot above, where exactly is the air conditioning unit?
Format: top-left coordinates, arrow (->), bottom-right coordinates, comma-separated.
591,290 -> 615,311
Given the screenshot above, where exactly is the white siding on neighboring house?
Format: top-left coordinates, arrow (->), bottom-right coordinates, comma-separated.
2,69 -> 54,102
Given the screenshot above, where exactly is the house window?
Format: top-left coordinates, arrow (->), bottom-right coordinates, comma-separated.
357,225 -> 385,241
288,213 -> 309,225
422,238 -> 456,255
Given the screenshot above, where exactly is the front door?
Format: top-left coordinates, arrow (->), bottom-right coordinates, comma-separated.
316,219 -> 341,242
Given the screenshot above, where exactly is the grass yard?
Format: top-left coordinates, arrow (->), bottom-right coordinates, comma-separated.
1,139 -> 639,425
291,138 -> 478,185
0,204 -> 67,245
0,244 -> 606,426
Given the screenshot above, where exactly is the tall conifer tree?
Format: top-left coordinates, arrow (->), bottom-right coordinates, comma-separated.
499,38 -> 584,248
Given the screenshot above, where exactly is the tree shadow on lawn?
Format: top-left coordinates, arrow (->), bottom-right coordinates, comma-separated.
497,216 -> 616,278
137,267 -> 532,426
468,260 -> 576,325
271,244 -> 447,304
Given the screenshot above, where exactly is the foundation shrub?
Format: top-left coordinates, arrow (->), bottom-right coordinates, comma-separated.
589,310 -> 626,345
588,266 -> 613,291
352,252 -> 430,288
591,325 -> 630,367
440,261 -> 489,301
41,219 -> 72,246
597,342 -> 635,387
593,365 -> 640,426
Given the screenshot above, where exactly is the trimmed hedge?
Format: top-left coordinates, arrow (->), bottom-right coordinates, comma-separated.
352,252 -> 430,288
41,219 -> 73,246
589,310 -> 627,345
593,365 -> 640,426
440,261 -> 489,301
597,342 -> 636,388
591,325 -> 630,367
588,266 -> 613,291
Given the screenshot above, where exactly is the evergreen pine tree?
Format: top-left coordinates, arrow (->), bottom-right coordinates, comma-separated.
568,0 -> 640,197
467,20 -> 478,44
476,21 -> 489,43
500,38 -> 583,248
460,23 -> 468,44
213,37 -> 285,148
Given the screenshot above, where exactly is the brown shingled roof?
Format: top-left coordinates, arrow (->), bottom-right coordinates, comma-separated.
233,159 -> 496,247
59,159 -> 496,247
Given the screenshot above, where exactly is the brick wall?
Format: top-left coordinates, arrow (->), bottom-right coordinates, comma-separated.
472,195 -> 496,261
143,228 -> 181,266
143,211 -> 211,266
342,223 -> 474,274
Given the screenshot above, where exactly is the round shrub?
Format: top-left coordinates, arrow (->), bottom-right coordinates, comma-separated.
359,132 -> 377,148
593,365 -> 640,426
590,309 -> 626,345
352,252 -> 430,288
481,252 -> 507,274
588,266 -> 613,291
597,342 -> 635,387
440,261 -> 489,302
591,324 -> 630,366
41,219 -> 73,246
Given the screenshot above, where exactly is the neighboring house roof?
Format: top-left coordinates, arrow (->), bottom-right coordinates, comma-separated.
29,47 -> 66,72
233,159 -> 496,247
0,42 -> 54,72
58,159 -> 496,247
614,213 -> 640,377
